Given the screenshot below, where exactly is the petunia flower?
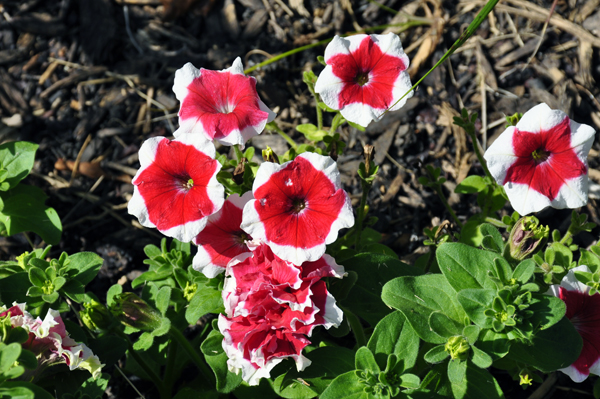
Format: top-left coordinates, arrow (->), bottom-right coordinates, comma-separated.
484,103 -> 596,215
314,33 -> 413,127
173,57 -> 276,147
549,266 -> 600,382
193,191 -> 254,278
240,152 -> 354,266
128,131 -> 225,242
0,303 -> 104,379
219,244 -> 345,385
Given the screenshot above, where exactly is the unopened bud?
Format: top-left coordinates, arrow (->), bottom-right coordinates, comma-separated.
110,293 -> 162,331
508,216 -> 548,262
262,147 -> 279,164
81,299 -> 112,333
444,336 -> 470,361
363,145 -> 375,175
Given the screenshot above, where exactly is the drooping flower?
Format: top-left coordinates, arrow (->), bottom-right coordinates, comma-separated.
315,33 -> 413,127
219,244 -> 345,385
128,131 -> 225,242
484,103 -> 596,215
549,266 -> 600,382
193,192 -> 253,278
241,152 -> 354,266
0,303 -> 104,378
173,57 -> 276,147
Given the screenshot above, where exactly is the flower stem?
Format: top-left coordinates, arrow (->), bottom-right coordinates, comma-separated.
560,230 -> 573,245
168,326 -> 215,386
163,340 -> 178,395
316,97 -> 324,131
433,184 -> 463,229
466,130 -> 494,183
269,121 -> 297,150
342,307 -> 366,348
484,217 -> 508,229
330,113 -> 343,135
355,179 -> 371,249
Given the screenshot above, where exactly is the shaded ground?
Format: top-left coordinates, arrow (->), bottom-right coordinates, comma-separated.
1,0 -> 600,397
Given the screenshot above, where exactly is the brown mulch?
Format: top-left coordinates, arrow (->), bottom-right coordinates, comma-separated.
1,0 -> 600,397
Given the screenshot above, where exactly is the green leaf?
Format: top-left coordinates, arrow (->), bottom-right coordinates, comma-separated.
66,252 -> 105,286
447,359 -> 466,385
106,284 -> 123,307
511,259 -> 535,283
424,345 -> 449,364
319,371 -> 369,399
429,312 -> 463,338
200,328 -> 243,393
185,286 -> 223,324
343,253 -> 423,326
0,141 -> 38,189
0,382 -> 53,399
77,373 -> 110,399
454,176 -> 486,194
0,184 -> 62,244
527,295 -> 565,331
355,347 -> 379,373
550,242 -> 573,268
41,291 -> 59,303
0,386 -> 34,399
479,224 -> 503,253
0,272 -> 32,304
0,342 -> 22,373
436,243 -> 497,291
382,274 -> 467,344
457,289 -> 496,329
470,346 -> 492,369
155,286 -> 171,315
52,276 -> 66,291
367,311 -> 420,372
27,267 -> 46,287
132,332 -> 154,351
507,317 -> 582,372
277,347 -> 355,396
450,361 -> 505,399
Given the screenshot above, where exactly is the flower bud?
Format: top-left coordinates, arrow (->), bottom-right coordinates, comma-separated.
262,147 -> 279,164
80,299 -> 112,333
507,216 -> 548,262
444,336 -> 470,361
110,293 -> 162,331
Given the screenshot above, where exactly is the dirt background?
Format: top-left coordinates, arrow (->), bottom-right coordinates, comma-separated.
1,0 -> 600,397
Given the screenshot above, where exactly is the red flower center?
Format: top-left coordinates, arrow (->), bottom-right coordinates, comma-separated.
291,197 -> 307,213
503,116 -> 586,201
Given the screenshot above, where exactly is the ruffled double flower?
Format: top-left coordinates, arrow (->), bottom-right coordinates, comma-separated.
0,303 -> 103,378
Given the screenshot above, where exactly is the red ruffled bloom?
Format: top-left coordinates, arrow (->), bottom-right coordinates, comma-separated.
219,244 -> 345,385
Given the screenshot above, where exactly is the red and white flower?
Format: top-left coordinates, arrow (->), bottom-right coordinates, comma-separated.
484,103 -> 595,215
173,57 -> 276,147
128,131 -> 224,242
0,303 -> 104,378
219,244 -> 345,385
241,152 -> 354,266
549,266 -> 600,382
315,33 -> 413,127
193,192 -> 253,278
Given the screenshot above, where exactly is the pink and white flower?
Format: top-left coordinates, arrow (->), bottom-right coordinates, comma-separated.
219,244 -> 345,385
315,33 -> 413,127
128,131 -> 224,242
549,266 -> 600,382
193,192 -> 253,278
484,103 -> 595,215
173,57 -> 276,147
0,303 -> 104,378
240,152 -> 354,266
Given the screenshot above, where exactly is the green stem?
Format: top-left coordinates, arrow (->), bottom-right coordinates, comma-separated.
342,307 -> 367,348
243,21 -> 430,74
117,331 -> 168,399
484,217 -> 508,229
330,113 -> 343,135
466,130 -> 494,182
234,145 -> 244,161
315,95 -> 324,131
169,326 -> 215,386
560,230 -> 573,245
355,179 -> 371,249
270,122 -> 298,150
163,340 -> 178,395
433,184 -> 463,229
